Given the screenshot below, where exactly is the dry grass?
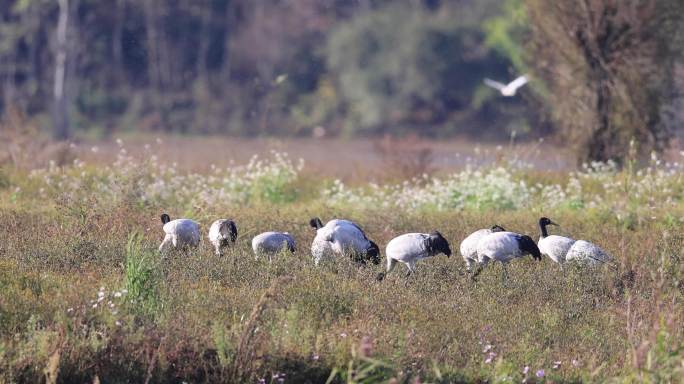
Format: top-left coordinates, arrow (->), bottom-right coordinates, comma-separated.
1,200 -> 683,382
0,140 -> 683,383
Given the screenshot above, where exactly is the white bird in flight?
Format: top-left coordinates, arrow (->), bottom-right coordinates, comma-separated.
483,75 -> 529,97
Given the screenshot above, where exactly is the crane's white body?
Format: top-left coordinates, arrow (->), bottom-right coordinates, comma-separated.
460,228 -> 496,270
476,231 -> 531,265
565,240 -> 612,265
484,75 -> 529,97
538,235 -> 576,264
159,219 -> 200,253
386,233 -> 432,274
252,231 -> 295,261
208,219 -> 236,256
311,220 -> 373,265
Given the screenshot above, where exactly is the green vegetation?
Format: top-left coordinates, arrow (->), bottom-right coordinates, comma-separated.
1,0 -> 529,138
1,150 -> 683,382
124,232 -> 162,318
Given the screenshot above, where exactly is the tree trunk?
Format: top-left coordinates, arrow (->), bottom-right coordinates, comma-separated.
144,0 -> 160,90
586,76 -> 612,162
221,0 -> 236,86
144,0 -> 168,130
52,0 -> 70,140
112,0 -> 125,82
196,3 -> 210,82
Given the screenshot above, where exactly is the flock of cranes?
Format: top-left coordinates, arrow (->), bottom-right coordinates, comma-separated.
158,213 -> 612,278
156,73 -> 535,274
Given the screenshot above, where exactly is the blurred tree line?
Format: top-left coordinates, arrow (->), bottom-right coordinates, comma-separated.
0,0 -> 682,162
0,0 -> 535,138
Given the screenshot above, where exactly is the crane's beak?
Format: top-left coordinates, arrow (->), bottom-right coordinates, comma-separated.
549,221 -> 559,226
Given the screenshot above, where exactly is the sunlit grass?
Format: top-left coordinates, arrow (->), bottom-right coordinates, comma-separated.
0,149 -> 683,382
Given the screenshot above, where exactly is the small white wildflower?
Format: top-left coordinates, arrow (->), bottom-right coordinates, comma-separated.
115,320 -> 122,326
114,292 -> 122,298
92,303 -> 98,308
340,332 -> 348,338
91,146 -> 99,153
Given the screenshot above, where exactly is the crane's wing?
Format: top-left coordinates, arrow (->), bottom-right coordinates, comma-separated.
507,75 -> 529,91
483,78 -> 506,91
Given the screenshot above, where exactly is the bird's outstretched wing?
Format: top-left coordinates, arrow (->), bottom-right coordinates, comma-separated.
507,75 -> 529,91
483,78 -> 506,91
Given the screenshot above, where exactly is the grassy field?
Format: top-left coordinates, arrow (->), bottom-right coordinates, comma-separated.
1,140 -> 683,383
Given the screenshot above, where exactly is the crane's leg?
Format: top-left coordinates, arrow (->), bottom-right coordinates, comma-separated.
465,259 -> 472,272
159,234 -> 173,255
471,256 -> 489,281
403,262 -> 416,287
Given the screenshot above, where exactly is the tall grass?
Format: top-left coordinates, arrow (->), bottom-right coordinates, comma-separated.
1,149 -> 683,382
124,232 -> 162,318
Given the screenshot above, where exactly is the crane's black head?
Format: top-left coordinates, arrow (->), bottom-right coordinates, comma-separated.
491,225 -> 506,232
309,217 -> 324,230
539,217 -> 558,227
161,213 -> 171,225
366,240 -> 381,265
517,234 -> 542,261
428,231 -> 452,257
221,220 -> 238,242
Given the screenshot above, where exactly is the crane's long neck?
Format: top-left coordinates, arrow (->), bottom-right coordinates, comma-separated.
539,222 -> 549,238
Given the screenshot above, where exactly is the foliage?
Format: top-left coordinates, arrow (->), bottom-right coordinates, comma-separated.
124,232 -> 161,318
322,154 -> 684,227
0,0 -> 544,140
482,0 -> 527,72
27,144 -> 304,211
525,0 -> 684,164
324,2 -> 528,136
